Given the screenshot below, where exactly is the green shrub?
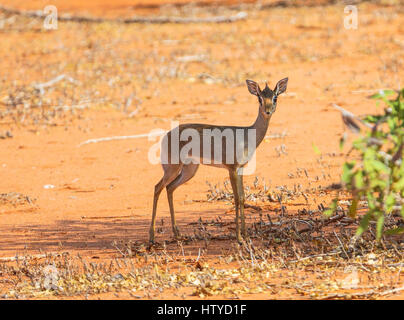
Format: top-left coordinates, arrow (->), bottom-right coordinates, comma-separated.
327,89 -> 404,240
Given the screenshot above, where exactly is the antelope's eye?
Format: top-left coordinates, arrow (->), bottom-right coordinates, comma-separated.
272,96 -> 278,104
258,96 -> 264,105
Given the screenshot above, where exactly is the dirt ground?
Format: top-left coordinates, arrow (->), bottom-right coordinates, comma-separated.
0,0 -> 403,299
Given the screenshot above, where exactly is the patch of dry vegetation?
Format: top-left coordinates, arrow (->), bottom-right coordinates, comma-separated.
1,176 -> 403,299
0,226 -> 402,299
0,192 -> 35,207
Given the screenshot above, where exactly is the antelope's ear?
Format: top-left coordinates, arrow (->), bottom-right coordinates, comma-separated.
246,80 -> 261,96
274,77 -> 288,95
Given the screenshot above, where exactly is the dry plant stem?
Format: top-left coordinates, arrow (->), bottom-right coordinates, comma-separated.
320,286 -> 404,300
294,213 -> 345,234
0,253 -> 61,262
78,131 -> 166,147
333,230 -> 349,259
289,252 -> 341,263
0,5 -> 247,24
332,104 -> 373,129
351,89 -> 392,94
33,74 -> 78,95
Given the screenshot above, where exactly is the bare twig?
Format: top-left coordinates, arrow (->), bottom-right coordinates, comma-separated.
33,74 -> 78,95
379,286 -> 404,297
333,230 -> 349,259
289,252 -> 341,263
320,286 -> 404,300
296,213 -> 345,234
350,89 -> 391,94
0,253 -> 61,262
332,104 -> 373,130
0,5 -> 247,24
78,130 -> 166,147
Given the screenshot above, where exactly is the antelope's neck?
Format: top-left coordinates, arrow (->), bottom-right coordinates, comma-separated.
250,108 -> 270,148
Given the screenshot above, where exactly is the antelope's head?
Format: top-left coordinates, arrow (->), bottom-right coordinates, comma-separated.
246,78 -> 288,118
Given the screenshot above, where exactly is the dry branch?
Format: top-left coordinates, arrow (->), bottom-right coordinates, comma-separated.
0,253 -> 61,262
320,286 -> 404,300
0,5 -> 247,24
78,131 -> 167,147
295,213 -> 345,234
332,104 -> 373,130
33,74 -> 78,95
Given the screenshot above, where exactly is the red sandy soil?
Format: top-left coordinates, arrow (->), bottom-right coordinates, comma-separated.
1,0 -> 257,17
1,0 -> 339,17
0,0 -> 403,299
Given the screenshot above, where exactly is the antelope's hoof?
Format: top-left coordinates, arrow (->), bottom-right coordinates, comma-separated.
148,240 -> 164,250
173,228 -> 182,240
148,234 -> 156,246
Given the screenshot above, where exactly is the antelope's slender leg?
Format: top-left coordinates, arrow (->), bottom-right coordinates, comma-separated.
166,163 -> 199,239
149,164 -> 182,243
236,169 -> 246,237
229,169 -> 242,242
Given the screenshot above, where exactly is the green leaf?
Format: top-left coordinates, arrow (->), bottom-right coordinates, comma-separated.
364,114 -> 382,124
363,156 -> 375,173
324,199 -> 338,217
339,134 -> 346,150
371,160 -> 389,174
369,178 -> 387,189
387,117 -> 396,131
385,194 -> 395,213
384,227 -> 404,235
376,215 -> 384,241
312,143 -> 321,155
354,171 -> 364,189
367,192 -> 376,210
342,162 -> 355,184
383,90 -> 397,96
356,213 -> 372,237
369,90 -> 395,100
394,177 -> 404,191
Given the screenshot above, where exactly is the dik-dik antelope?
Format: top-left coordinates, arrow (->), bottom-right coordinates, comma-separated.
150,78 -> 288,243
